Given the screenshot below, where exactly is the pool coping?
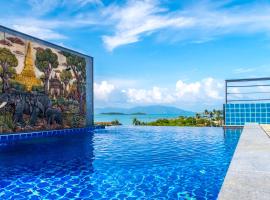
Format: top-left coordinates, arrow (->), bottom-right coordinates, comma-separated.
218,124 -> 270,200
0,125 -> 105,144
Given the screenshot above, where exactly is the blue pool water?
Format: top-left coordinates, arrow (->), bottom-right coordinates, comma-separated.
0,126 -> 241,200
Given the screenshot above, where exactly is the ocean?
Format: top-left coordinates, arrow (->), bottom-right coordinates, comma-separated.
95,114 -> 194,125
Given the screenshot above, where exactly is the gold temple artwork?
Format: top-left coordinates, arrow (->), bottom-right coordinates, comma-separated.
15,42 -> 41,91
0,31 -> 87,133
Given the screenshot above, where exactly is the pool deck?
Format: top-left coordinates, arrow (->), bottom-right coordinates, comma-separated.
218,124 -> 270,200
260,124 -> 270,137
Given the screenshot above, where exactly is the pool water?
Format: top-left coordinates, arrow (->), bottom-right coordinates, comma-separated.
0,126 -> 241,200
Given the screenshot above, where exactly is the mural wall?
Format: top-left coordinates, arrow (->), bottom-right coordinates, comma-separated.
0,31 -> 87,133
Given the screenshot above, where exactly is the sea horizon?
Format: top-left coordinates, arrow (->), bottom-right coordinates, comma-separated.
95,113 -> 195,125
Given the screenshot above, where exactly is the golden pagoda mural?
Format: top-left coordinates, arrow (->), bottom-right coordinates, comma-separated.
0,31 -> 87,133
15,42 -> 42,91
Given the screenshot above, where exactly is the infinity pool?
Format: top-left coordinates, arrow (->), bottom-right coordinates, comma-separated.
0,126 -> 241,199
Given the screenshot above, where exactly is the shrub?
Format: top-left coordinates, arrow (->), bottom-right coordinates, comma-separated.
111,119 -> 122,126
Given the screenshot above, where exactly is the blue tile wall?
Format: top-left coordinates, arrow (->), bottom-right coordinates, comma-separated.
225,103 -> 270,126
0,125 -> 105,144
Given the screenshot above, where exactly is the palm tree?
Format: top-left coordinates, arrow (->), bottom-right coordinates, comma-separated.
132,118 -> 141,126
216,110 -> 222,121
195,113 -> 201,119
209,112 -> 214,119
132,118 -> 136,125
204,109 -> 209,118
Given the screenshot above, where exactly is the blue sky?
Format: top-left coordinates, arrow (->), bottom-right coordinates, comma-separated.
1,0 -> 270,111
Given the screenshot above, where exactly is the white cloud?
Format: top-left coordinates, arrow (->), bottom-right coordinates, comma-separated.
100,0 -> 270,50
27,0 -> 60,15
227,87 -> 242,99
13,25 -> 67,40
5,16 -> 98,41
27,0 -> 103,15
203,78 -> 223,99
233,67 -> 256,74
94,81 -> 115,100
122,77 -> 223,105
76,0 -> 103,7
175,80 -> 201,97
176,77 -> 223,101
102,0 -> 194,51
11,0 -> 270,51
124,86 -> 175,104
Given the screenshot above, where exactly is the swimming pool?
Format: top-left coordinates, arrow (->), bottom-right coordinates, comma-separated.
0,126 -> 241,199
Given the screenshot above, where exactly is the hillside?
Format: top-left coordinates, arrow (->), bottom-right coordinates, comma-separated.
95,105 -> 194,116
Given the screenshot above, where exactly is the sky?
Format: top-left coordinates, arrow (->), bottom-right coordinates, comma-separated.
1,0 -> 270,111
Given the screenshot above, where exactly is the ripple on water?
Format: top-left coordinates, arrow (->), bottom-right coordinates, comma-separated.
0,126 -> 241,199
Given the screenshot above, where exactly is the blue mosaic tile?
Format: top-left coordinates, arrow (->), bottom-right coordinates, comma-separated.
14,135 -> 19,140
0,126 -> 100,143
1,136 -> 7,141
21,134 -> 26,139
225,103 -> 270,126
8,135 -> 13,141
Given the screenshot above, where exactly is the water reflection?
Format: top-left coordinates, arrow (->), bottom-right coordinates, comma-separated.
0,133 -> 95,199
223,128 -> 242,152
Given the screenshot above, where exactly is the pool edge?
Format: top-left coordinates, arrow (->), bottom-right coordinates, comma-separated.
0,125 -> 105,144
218,124 -> 270,200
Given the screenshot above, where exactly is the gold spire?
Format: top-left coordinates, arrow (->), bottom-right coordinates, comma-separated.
15,42 -> 41,91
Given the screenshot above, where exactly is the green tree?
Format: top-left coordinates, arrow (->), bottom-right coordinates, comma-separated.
60,70 -> 72,96
62,52 -> 86,114
132,118 -> 141,126
35,48 -> 59,94
216,110 -> 222,120
204,109 -> 209,118
111,119 -> 122,126
209,111 -> 214,119
0,48 -> 18,92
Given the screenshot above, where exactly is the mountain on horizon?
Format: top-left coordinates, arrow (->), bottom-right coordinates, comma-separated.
95,105 -> 195,116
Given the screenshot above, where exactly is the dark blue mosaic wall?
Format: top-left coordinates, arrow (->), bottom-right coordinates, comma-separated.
225,103 -> 270,126
0,126 -> 104,144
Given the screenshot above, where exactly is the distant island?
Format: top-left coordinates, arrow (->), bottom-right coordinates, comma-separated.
100,112 -> 146,115
95,105 -> 195,116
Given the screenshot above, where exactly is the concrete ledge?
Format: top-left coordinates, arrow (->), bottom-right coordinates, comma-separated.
218,124 -> 270,200
223,125 -> 244,129
260,124 -> 270,137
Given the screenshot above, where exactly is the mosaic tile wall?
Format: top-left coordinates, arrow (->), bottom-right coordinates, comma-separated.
225,103 -> 270,126
0,126 -> 104,144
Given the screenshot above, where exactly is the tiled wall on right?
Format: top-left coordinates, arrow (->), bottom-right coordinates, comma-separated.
225,103 -> 270,126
